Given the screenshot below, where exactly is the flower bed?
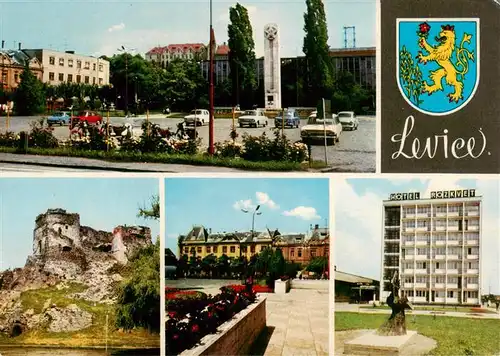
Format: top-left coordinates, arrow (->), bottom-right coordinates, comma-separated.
166,286 -> 257,355
225,284 -> 274,294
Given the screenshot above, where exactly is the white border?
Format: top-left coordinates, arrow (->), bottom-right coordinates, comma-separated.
375,0 -> 382,174
159,176 -> 166,356
395,17 -> 480,116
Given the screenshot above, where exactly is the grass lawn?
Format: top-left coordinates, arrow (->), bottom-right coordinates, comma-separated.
360,305 -> 498,314
0,283 -> 159,349
335,312 -> 500,356
0,147 -> 314,171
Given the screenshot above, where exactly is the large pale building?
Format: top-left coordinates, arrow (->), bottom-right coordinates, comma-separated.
23,49 -> 110,86
381,189 -> 481,306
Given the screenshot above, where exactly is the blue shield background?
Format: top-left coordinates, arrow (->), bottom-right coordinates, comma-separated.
398,20 -> 478,115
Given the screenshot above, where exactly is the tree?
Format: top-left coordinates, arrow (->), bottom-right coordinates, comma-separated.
138,195 -> 160,220
228,3 -> 257,109
306,256 -> 328,276
115,197 -> 160,333
303,0 -> 333,105
14,65 -> 45,115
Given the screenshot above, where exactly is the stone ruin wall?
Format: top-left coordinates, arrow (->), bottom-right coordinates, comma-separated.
33,209 -> 81,256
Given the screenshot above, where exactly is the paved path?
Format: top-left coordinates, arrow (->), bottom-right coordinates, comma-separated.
335,303 -> 500,319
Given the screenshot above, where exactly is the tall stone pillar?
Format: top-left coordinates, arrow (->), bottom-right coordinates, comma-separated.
264,23 -> 281,110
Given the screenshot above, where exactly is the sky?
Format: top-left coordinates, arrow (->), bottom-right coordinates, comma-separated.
335,177 -> 500,295
165,177 -> 330,254
0,0 -> 376,58
0,177 -> 159,270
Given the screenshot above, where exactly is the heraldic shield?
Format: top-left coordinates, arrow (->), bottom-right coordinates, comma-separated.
397,18 -> 479,116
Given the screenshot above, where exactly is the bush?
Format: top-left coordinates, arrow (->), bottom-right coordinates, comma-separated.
70,125 -> 115,151
214,141 -> 243,158
28,119 -> 59,148
0,132 -> 18,148
241,130 -> 307,163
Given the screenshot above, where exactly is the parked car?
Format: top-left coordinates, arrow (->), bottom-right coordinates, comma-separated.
300,114 -> 343,145
275,109 -> 301,128
308,110 -> 317,119
184,109 -> 210,126
47,111 -> 71,126
70,110 -> 103,128
338,111 -> 359,130
238,109 -> 268,128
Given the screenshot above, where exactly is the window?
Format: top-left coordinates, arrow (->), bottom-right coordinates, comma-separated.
436,262 -> 440,269
213,246 -> 217,253
1,72 -> 6,83
99,64 -> 103,72
93,77 -> 96,85
290,248 -> 295,257
58,73 -> 64,81
447,291 -> 454,298
77,60 -> 82,69
67,74 -> 73,82
59,58 -> 64,66
206,246 -> 211,253
197,246 -> 202,253
241,246 -> 247,253
184,247 -> 188,253
468,248 -> 472,255
49,72 -> 55,81
230,246 -> 235,253
68,59 -> 73,67
222,246 -> 227,253
311,248 -> 317,257
93,63 -> 96,70
84,61 -> 90,69
99,78 -> 103,85
260,246 -> 265,251
76,75 -> 81,83
298,248 -> 302,257
49,56 -> 55,65
14,73 -> 19,82
84,76 -> 89,84
250,246 -> 255,253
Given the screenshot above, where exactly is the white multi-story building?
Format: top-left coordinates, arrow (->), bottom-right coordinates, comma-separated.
23,49 -> 110,86
381,189 -> 481,306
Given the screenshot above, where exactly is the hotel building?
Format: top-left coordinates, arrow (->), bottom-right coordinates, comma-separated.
381,189 -> 481,305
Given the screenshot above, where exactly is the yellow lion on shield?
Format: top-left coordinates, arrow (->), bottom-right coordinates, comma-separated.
417,24 -> 473,103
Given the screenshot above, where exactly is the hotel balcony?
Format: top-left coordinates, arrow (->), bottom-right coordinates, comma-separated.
467,225 -> 479,231
466,269 -> 479,274
402,269 -> 414,274
465,210 -> 479,217
433,283 -> 446,289
415,255 -> 429,260
466,240 -> 479,246
403,283 -> 414,288
447,240 -> 460,246
434,240 -> 446,246
447,298 -> 459,304
416,227 -> 430,232
464,298 -> 479,304
434,254 -> 446,260
405,255 -> 415,260
434,226 -> 447,232
415,282 -> 428,288
404,241 -> 415,246
415,269 -> 427,274
403,214 -> 415,219
404,227 -> 415,233
433,269 -> 446,274
447,226 -> 460,232
412,296 -> 428,303
447,254 -> 460,260
466,284 -> 479,289
416,240 -> 430,246
447,283 -> 458,289
448,211 -> 460,217
467,254 -> 479,260
417,213 -> 431,218
447,269 -> 459,274
434,212 -> 447,218
434,297 -> 446,303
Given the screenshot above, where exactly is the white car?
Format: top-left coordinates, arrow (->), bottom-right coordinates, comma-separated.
184,109 -> 210,126
337,111 -> 359,130
300,114 -> 343,145
238,109 -> 268,128
308,110 -> 317,119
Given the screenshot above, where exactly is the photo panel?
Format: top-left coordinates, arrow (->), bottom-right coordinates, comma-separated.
333,176 -> 500,355
0,177 -> 161,355
165,177 -> 330,356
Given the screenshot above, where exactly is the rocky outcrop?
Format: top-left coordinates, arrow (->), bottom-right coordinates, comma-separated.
45,304 -> 93,332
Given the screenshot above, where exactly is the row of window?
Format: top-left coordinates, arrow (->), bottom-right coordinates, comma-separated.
48,56 -> 104,72
403,276 -> 478,284
48,72 -> 103,85
403,261 -> 479,270
405,290 -> 478,298
184,245 -> 269,254
403,205 -> 479,214
404,247 -> 478,255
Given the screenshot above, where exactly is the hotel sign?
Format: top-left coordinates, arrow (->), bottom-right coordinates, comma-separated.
389,192 -> 420,201
430,189 -> 476,199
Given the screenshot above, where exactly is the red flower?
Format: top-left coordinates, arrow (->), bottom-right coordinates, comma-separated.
167,311 -> 177,319
191,324 -> 200,333
172,334 -> 179,340
419,22 -> 430,34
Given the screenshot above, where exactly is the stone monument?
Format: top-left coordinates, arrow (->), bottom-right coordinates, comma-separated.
264,23 -> 281,110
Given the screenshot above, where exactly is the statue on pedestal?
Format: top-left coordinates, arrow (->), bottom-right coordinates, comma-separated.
377,271 -> 413,336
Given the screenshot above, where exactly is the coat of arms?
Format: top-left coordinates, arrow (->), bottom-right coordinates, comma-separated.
397,18 -> 479,115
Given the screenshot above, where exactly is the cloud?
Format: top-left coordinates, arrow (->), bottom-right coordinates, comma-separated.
108,23 -> 125,32
283,206 -> 320,220
96,28 -> 170,57
233,199 -> 254,211
256,192 -> 279,210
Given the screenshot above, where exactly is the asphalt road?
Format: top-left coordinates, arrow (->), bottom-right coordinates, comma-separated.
0,115 -> 376,172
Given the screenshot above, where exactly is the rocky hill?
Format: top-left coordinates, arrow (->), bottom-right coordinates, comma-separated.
0,208 -> 152,338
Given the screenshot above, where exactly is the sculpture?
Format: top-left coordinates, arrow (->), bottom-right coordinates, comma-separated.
377,271 -> 412,336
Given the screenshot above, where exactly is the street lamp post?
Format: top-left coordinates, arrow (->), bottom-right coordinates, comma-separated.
241,205 -> 262,257
208,0 -> 215,155
118,46 -> 136,117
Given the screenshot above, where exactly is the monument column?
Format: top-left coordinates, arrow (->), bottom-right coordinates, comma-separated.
264,23 -> 281,110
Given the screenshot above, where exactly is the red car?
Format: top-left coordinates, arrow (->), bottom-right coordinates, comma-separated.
71,110 -> 103,128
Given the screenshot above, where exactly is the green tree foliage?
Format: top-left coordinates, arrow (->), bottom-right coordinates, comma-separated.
138,195 -> 160,220
306,256 -> 328,275
15,65 -> 45,115
115,239 -> 160,333
165,248 -> 178,266
303,0 -> 334,105
115,197 -> 160,333
228,3 -> 257,108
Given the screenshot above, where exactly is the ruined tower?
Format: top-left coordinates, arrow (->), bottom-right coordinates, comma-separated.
33,209 -> 82,256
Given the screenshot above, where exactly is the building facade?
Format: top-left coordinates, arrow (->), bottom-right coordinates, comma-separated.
0,49 -> 43,91
329,47 -> 376,90
145,43 -> 206,67
381,189 -> 481,306
178,224 -> 329,264
23,49 -> 110,86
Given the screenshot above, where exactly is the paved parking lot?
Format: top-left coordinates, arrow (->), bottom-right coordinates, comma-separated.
0,115 -> 375,172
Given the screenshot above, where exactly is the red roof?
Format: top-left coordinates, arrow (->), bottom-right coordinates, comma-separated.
167,43 -> 205,53
216,44 -> 230,55
146,46 -> 168,55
